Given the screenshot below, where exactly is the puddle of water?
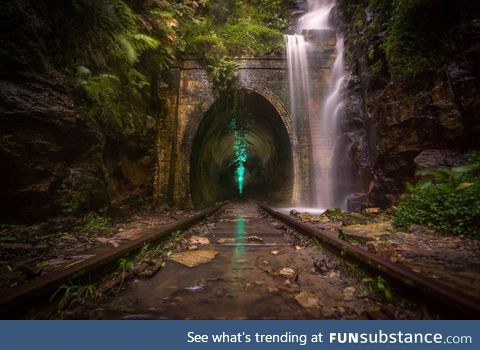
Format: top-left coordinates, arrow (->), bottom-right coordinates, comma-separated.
232,215 -> 247,277
276,207 -> 327,215
185,284 -> 205,293
88,204 -> 434,320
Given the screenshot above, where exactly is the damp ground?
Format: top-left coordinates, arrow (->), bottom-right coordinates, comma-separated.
78,202 -> 438,320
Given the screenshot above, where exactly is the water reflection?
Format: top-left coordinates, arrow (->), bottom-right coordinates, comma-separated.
233,214 -> 246,262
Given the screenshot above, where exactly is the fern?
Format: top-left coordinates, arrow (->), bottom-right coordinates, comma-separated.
108,0 -> 137,33
416,161 -> 480,187
130,34 -> 161,54
128,68 -> 150,99
115,34 -> 138,64
394,153 -> 480,236
207,57 -> 239,95
79,73 -> 120,104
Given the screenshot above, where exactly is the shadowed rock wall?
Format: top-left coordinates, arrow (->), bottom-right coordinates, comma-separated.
337,7 -> 480,209
0,74 -> 157,222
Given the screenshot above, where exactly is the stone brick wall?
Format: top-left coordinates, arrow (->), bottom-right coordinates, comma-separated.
156,34 -> 336,208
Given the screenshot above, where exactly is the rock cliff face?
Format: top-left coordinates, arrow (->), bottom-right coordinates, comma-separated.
1,73 -> 104,222
335,3 -> 480,209
0,73 -> 156,223
0,2 -> 156,223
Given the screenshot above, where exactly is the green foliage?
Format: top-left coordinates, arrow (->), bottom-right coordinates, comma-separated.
76,66 -> 121,107
208,58 -> 240,94
53,1 -> 199,135
12,0 -> 292,130
186,29 -> 239,94
62,0 -> 139,69
208,0 -> 237,25
75,63 -> 149,134
139,242 -> 152,257
220,22 -> 284,56
84,214 -> 110,230
13,0 -> 292,122
130,34 -> 161,55
190,31 -> 228,58
184,13 -> 286,57
58,191 -> 83,216
50,283 -> 97,310
116,257 -> 134,293
361,276 -> 393,302
394,154 -> 480,237
340,0 -> 478,85
0,224 -> 43,242
383,0 -> 477,82
118,257 -> 134,271
181,0 -> 291,94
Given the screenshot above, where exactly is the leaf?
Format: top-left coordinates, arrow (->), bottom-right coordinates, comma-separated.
130,34 -> 160,53
376,277 -> 386,290
170,250 -> 218,267
361,277 -> 375,284
456,182 -> 475,190
452,163 -> 479,175
118,258 -> 134,270
75,65 -> 91,78
384,287 -> 393,302
416,168 -> 451,180
116,34 -> 138,63
416,180 -> 432,190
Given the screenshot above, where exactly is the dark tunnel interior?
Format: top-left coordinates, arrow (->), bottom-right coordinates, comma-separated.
190,90 -> 294,207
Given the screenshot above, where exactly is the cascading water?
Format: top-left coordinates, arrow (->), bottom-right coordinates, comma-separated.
285,34 -> 311,138
296,0 -> 334,31
285,0 -> 347,209
318,35 -> 345,208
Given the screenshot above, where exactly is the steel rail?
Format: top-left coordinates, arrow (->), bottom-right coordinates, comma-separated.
258,202 -> 480,318
0,204 -> 224,317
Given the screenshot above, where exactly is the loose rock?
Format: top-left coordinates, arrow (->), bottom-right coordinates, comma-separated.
295,291 -> 319,308
189,236 -> 210,245
343,286 -> 356,300
217,238 -> 236,244
170,250 -> 218,268
279,267 -> 296,278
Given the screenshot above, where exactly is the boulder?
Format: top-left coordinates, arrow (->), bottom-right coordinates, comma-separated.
414,149 -> 471,170
340,222 -> 392,242
346,193 -> 368,212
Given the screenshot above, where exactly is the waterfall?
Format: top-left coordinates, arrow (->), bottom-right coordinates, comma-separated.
285,34 -> 311,139
285,0 -> 347,209
317,36 -> 345,208
296,0 -> 334,31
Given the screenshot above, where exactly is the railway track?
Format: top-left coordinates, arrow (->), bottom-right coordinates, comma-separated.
258,202 -> 480,319
1,201 -> 478,319
0,205 -> 224,318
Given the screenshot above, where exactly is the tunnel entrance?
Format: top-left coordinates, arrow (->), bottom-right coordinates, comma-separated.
190,89 -> 294,207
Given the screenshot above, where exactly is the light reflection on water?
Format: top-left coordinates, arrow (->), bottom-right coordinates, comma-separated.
233,214 -> 246,259
276,207 -> 327,215
232,212 -> 247,281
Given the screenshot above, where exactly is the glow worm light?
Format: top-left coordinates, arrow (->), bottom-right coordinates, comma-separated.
229,118 -> 248,195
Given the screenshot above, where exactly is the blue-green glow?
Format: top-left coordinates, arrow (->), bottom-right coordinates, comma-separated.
232,213 -> 246,279
229,118 -> 248,195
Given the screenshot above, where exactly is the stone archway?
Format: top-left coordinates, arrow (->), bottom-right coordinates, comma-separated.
189,88 -> 298,207
155,58 -> 313,208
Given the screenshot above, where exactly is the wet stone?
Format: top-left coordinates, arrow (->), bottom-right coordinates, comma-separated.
170,250 -> 218,268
